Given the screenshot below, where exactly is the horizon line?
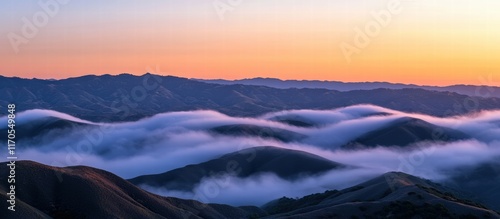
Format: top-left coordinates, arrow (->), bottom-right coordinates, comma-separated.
0,73 -> 497,88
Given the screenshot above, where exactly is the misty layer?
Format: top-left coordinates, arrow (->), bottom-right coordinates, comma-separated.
1,104 -> 499,206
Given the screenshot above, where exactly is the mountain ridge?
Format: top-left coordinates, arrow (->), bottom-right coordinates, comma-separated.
197,77 -> 500,98
2,74 -> 500,122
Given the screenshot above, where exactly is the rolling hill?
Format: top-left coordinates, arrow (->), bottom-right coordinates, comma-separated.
342,117 -> 470,149
210,124 -> 306,143
0,115 -> 92,143
262,172 -> 500,218
2,161 -> 497,219
129,146 -> 346,191
0,161 -> 264,219
445,161 -> 500,212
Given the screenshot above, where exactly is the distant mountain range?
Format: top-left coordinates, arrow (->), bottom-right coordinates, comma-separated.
198,77 -> 500,98
2,74 -> 500,121
1,161 -> 498,219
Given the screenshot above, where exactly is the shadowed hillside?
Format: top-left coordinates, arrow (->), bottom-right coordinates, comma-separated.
210,125 -> 306,142
0,116 -> 92,142
262,172 -> 500,218
1,161 -> 498,219
446,161 -> 500,212
129,146 -> 346,191
0,161 -> 265,219
343,117 -> 470,148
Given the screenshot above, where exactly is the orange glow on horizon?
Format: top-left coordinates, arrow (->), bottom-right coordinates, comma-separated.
1,0 -> 499,87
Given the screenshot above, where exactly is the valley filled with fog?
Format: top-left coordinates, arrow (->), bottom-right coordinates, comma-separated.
3,104 -> 499,208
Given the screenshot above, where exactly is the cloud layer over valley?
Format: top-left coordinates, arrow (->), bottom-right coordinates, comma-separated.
2,105 -> 499,205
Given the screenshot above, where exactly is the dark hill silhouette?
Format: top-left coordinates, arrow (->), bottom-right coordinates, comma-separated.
1,161 -> 497,218
342,117 -> 470,148
272,118 -> 315,127
446,161 -> 500,212
262,172 -> 500,218
0,161 -> 264,219
129,146 -> 346,191
0,116 -> 92,142
210,124 -> 306,142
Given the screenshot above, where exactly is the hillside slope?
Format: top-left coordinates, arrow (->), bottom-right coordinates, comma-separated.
263,172 -> 500,218
129,146 -> 346,191
0,161 -> 264,219
342,117 -> 470,148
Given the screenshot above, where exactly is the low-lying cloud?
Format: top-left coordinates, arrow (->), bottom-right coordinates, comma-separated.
141,168 -> 382,206
2,104 -> 500,205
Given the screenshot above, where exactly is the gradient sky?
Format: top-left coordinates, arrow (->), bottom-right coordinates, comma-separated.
1,0 -> 499,86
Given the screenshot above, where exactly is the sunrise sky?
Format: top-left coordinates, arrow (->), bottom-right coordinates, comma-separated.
1,0 -> 499,86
